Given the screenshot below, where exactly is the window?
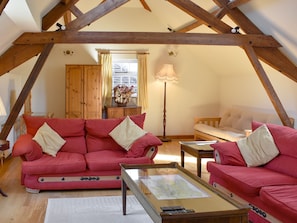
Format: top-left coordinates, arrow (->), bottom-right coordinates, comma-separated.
112,59 -> 138,97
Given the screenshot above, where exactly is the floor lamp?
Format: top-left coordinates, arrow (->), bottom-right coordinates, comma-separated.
155,64 -> 178,142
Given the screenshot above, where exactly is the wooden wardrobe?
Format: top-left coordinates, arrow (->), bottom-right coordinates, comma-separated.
65,65 -> 102,119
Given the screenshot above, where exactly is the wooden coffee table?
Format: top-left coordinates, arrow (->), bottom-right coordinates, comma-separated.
180,141 -> 216,177
121,162 -> 249,223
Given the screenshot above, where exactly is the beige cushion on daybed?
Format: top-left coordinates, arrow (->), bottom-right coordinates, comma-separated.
194,106 -> 292,142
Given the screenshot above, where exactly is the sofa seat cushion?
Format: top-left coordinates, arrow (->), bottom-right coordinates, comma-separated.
22,152 -> 86,175
260,185 -> 297,222
194,124 -> 245,141
85,150 -> 152,171
207,162 -> 297,197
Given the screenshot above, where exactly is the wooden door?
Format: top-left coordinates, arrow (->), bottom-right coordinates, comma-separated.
65,65 -> 84,118
83,65 -> 102,119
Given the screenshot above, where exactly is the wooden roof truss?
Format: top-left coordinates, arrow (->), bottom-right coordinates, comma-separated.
0,0 -> 296,139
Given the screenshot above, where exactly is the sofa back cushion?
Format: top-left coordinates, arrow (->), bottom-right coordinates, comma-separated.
252,121 -> 297,158
23,115 -> 87,154
219,107 -> 283,131
252,121 -> 297,177
85,113 -> 146,153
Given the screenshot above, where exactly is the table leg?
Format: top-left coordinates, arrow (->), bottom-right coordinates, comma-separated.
197,156 -> 202,177
181,150 -> 185,167
122,179 -> 127,215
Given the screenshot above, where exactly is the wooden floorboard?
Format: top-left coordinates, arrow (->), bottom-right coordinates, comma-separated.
0,139 -> 212,223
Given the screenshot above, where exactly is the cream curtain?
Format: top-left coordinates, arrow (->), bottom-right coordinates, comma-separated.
99,53 -> 112,108
137,54 -> 148,110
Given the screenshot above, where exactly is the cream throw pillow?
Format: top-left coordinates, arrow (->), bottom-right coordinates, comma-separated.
33,122 -> 66,157
237,124 -> 279,167
109,116 -> 147,151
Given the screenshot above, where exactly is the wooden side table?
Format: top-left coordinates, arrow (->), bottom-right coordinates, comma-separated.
180,141 -> 216,177
0,139 -> 9,197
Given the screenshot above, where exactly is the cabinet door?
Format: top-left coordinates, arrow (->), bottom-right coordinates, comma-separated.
65,65 -> 84,118
107,107 -> 124,119
83,65 -> 102,119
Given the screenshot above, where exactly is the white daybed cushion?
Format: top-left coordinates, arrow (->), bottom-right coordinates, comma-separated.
194,123 -> 245,141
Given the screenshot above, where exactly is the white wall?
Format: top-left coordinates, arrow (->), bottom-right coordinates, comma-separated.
219,61 -> 297,126
2,42 -> 296,141
1,43 -> 220,137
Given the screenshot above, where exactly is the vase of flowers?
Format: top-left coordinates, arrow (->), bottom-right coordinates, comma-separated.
113,85 -> 134,107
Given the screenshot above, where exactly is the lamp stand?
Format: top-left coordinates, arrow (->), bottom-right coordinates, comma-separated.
161,81 -> 171,142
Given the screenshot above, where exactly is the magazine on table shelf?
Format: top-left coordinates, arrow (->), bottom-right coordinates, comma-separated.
179,140 -> 217,145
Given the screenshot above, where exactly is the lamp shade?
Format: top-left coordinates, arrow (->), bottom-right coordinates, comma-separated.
0,96 -> 7,117
155,64 -> 178,82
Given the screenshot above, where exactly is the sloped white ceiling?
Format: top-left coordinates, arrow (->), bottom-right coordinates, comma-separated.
0,0 -> 296,75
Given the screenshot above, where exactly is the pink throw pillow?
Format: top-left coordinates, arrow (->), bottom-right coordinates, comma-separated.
211,142 -> 246,166
12,134 -> 43,161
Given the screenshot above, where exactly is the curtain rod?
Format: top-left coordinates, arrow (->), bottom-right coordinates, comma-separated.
96,49 -> 149,54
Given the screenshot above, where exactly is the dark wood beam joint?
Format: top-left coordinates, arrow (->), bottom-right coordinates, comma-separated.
42,0 -> 79,31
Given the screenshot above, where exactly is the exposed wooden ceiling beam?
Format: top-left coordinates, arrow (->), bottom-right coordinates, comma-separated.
244,45 -> 292,127
140,0 -> 151,12
13,31 -> 281,47
0,0 -> 9,15
168,0 -> 231,33
0,44 -> 54,139
63,11 -> 72,25
214,0 -> 297,82
0,44 -> 45,76
66,0 -> 129,30
42,0 -> 79,30
176,0 -> 249,33
227,0 -> 251,9
69,5 -> 83,18
176,7 -> 226,33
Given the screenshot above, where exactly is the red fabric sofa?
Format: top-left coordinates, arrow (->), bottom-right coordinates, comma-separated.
12,113 -> 162,193
207,121 -> 297,223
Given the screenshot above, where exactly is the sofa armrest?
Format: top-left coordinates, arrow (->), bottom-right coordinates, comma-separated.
144,146 -> 158,159
126,133 -> 162,158
194,117 -> 221,127
211,142 -> 246,166
12,134 -> 43,161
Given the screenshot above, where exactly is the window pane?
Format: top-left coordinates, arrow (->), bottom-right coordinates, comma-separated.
112,59 -> 138,97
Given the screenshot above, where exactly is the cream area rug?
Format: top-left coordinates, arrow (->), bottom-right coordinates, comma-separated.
44,195 -> 153,223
